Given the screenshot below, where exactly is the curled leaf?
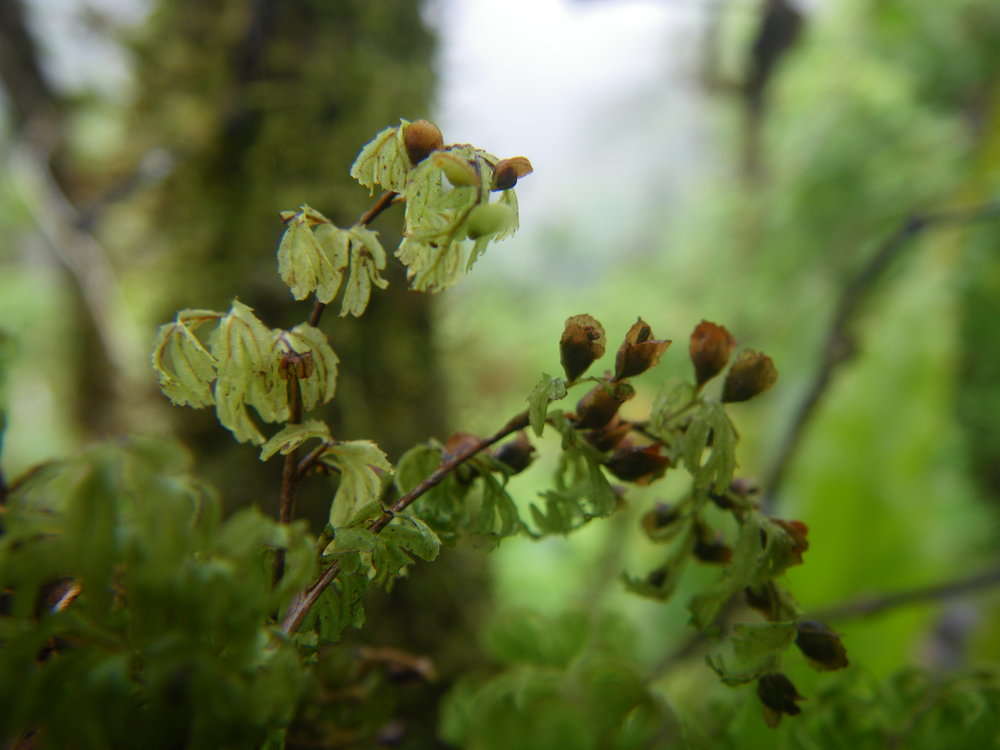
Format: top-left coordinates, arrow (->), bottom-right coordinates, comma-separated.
350,122 -> 411,194
321,441 -> 393,528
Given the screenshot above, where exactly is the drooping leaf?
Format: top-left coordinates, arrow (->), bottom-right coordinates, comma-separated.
527,373 -> 567,437
283,323 -> 339,412
312,222 -> 350,302
209,301 -> 283,444
312,568 -> 369,642
320,440 -> 392,528
349,121 -> 410,195
277,211 -> 334,302
379,513 -> 441,562
258,420 -> 331,461
706,622 -> 797,686
151,309 -> 223,408
340,226 -> 389,317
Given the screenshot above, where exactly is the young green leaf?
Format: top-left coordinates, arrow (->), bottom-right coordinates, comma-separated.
151,309 -> 223,408
312,223 -> 350,302
379,513 -> 441,562
210,301 -> 283,444
527,373 -> 568,437
283,323 -> 339,412
277,211 -> 334,302
706,622 -> 797,686
259,420 -> 331,461
320,440 -> 393,528
340,226 -> 389,317
349,121 -> 411,195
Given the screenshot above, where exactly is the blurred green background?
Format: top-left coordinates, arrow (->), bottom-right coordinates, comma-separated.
1,0 -> 1000,744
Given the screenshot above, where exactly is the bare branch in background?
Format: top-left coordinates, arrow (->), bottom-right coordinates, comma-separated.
762,203 -> 1000,513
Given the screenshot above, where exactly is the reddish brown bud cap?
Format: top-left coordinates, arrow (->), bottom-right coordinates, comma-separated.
795,621 -> 848,671
757,673 -> 804,727
614,318 -> 671,380
722,350 -> 778,403
584,415 -> 632,452
693,522 -> 733,564
403,119 -> 444,165
492,156 -> 533,190
575,381 -> 635,430
605,443 -> 670,485
689,320 -> 735,387
494,432 -> 536,475
560,314 -> 606,382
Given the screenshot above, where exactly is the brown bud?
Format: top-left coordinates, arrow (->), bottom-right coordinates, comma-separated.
614,318 -> 671,380
584,415 -> 631,452
745,582 -> 799,622
492,156 -> 533,190
641,502 -> 680,534
403,119 -> 444,165
605,442 -> 670,485
693,523 -> 733,564
770,518 -> 810,567
795,621 -> 849,671
646,567 -> 668,588
757,673 -> 804,727
494,432 -> 536,475
722,350 -> 777,403
689,320 -> 735,388
443,432 -> 480,460
560,314 -> 606,382
575,381 -> 635,430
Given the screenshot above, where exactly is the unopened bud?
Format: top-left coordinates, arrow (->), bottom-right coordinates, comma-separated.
641,502 -> 680,536
689,320 -> 735,388
494,432 -> 536,475
605,442 -> 670,485
492,156 -> 533,190
560,314 -> 606,382
614,318 -> 671,380
466,203 -> 515,239
722,350 -> 777,403
575,381 -> 635,430
795,621 -> 848,671
757,673 -> 804,727
770,518 -> 809,567
431,151 -> 479,187
693,523 -> 732,564
403,119 -> 444,165
584,415 -> 631,452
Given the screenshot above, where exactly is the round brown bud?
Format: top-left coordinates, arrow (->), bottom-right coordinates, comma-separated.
575,381 -> 635,430
560,314 -> 606,382
605,443 -> 670,485
403,119 -> 444,165
757,673 -> 804,727
721,350 -> 778,403
491,156 -> 533,190
494,432 -> 536,475
689,320 -> 735,387
795,620 -> 848,671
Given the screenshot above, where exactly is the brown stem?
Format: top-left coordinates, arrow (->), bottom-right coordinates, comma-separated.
280,410 -> 530,633
274,373 -> 303,583
761,203 -> 1000,513
307,190 -> 399,329
806,562 -> 1000,623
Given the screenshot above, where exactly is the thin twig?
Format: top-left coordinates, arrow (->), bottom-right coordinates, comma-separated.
307,190 -> 399,329
806,562 -> 1000,623
274,373 -> 303,583
280,410 -> 530,633
761,203 -> 1000,512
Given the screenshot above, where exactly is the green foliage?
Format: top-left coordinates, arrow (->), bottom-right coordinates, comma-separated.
0,439 -> 313,749
440,611 -> 679,750
321,440 -> 393,528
